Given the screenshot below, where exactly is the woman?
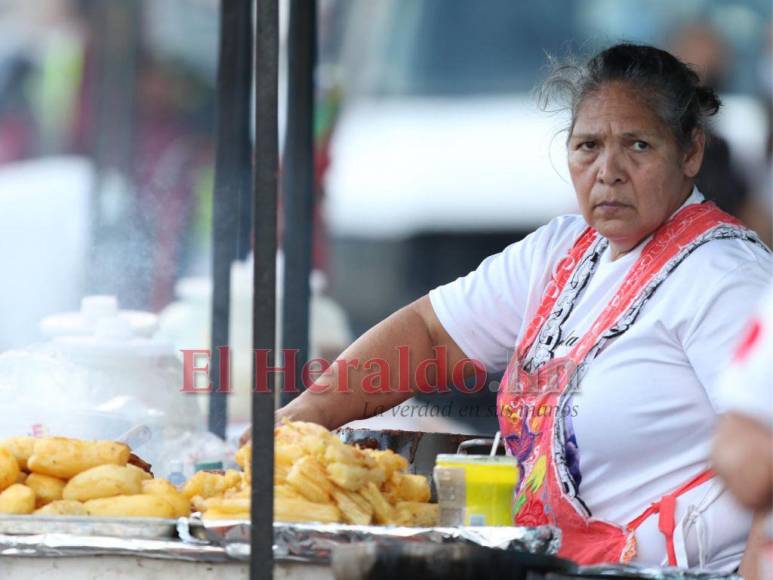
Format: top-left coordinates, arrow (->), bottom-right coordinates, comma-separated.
274,44 -> 772,570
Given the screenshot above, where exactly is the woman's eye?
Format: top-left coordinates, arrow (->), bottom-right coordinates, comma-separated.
632,140 -> 649,151
578,141 -> 596,151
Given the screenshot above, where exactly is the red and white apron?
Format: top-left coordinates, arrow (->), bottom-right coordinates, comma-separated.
496,201 -> 762,566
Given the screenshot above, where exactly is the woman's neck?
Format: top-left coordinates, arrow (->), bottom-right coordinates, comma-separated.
607,185 -> 695,261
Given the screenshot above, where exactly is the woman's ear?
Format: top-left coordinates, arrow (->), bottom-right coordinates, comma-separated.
683,128 -> 706,178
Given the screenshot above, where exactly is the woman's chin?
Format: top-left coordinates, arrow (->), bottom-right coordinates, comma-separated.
592,218 -> 636,240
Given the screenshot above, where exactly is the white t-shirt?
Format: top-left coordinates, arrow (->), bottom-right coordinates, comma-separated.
429,190 -> 772,570
715,283 -> 773,428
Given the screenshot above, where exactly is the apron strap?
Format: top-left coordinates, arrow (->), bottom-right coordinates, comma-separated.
515,226 -> 598,362
626,469 -> 716,566
568,203 -> 747,364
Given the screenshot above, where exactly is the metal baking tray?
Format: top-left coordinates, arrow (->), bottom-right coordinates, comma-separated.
0,515 -> 178,539
181,516 -> 561,563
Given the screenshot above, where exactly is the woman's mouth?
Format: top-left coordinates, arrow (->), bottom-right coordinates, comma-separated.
593,200 -> 632,216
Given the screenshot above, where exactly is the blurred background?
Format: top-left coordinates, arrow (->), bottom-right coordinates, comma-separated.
0,0 -> 769,433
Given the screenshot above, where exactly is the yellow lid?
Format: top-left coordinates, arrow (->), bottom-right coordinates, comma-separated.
435,454 -> 517,465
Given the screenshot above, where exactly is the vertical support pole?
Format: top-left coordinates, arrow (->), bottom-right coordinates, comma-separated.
280,0 -> 317,404
209,0 -> 253,438
252,0 -> 278,577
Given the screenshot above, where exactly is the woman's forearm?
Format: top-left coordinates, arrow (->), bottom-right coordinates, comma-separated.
277,296 -> 469,429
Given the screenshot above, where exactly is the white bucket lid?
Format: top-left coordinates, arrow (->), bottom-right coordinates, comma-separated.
52,314 -> 174,363
40,295 -> 158,338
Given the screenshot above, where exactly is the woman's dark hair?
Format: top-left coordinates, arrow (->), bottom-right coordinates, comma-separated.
539,43 -> 721,151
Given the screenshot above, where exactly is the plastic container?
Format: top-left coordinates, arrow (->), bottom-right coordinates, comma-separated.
434,454 -> 519,526
157,254 -> 353,421
0,295 -> 209,477
40,295 -> 158,338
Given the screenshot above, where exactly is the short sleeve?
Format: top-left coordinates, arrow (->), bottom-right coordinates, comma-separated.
680,242 -> 773,414
428,216 -> 583,373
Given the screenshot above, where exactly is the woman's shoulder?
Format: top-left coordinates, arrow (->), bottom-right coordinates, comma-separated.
658,234 -> 771,335
504,213 -> 589,262
679,234 -> 772,283
535,212 -> 589,241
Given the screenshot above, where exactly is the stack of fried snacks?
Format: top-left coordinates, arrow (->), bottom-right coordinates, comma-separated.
0,436 -> 190,519
196,421 -> 438,526
182,467 -> 249,519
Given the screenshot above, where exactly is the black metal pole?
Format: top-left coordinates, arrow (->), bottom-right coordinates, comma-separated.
280,0 -> 317,404
209,0 -> 253,438
252,0 -> 278,577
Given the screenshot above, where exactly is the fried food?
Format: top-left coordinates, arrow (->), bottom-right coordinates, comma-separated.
0,483 -> 35,514
331,487 -> 372,525
0,435 -> 193,519
126,464 -> 153,481
204,497 -> 249,514
325,462 -> 370,491
359,481 -> 395,524
27,437 -> 130,479
384,472 -> 431,503
141,479 -> 191,517
273,496 -> 341,524
62,464 -> 143,502
274,484 -> 303,500
0,448 -> 20,492
394,501 -> 438,527
363,448 -> 408,480
182,470 -> 241,500
34,499 -> 88,516
235,443 -> 252,484
286,456 -> 334,503
275,421 -> 332,460
202,508 -> 251,520
0,436 -> 36,470
196,421 -> 436,527
25,473 -> 66,507
84,494 -> 176,518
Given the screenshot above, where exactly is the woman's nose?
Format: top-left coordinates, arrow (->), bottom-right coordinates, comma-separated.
597,149 -> 626,185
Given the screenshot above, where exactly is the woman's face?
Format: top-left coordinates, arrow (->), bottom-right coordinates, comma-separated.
568,82 -> 705,257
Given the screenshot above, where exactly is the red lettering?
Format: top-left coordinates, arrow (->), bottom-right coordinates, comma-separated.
415,346 -> 450,394
254,349 -> 297,393
361,358 -> 390,393
452,358 -> 486,394
302,358 -> 331,391
334,358 -> 359,393
181,349 -> 212,393
217,346 -> 232,393
396,346 -> 412,392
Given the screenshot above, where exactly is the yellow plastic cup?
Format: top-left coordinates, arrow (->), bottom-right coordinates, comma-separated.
434,454 -> 519,526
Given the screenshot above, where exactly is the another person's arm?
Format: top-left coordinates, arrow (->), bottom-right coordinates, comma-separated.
712,413 -> 772,580
710,285 -> 773,580
712,412 -> 772,512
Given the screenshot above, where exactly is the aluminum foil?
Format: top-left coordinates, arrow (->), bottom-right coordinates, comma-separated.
574,564 -> 741,580
0,532 -> 230,561
184,516 -> 560,564
0,515 -> 177,539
